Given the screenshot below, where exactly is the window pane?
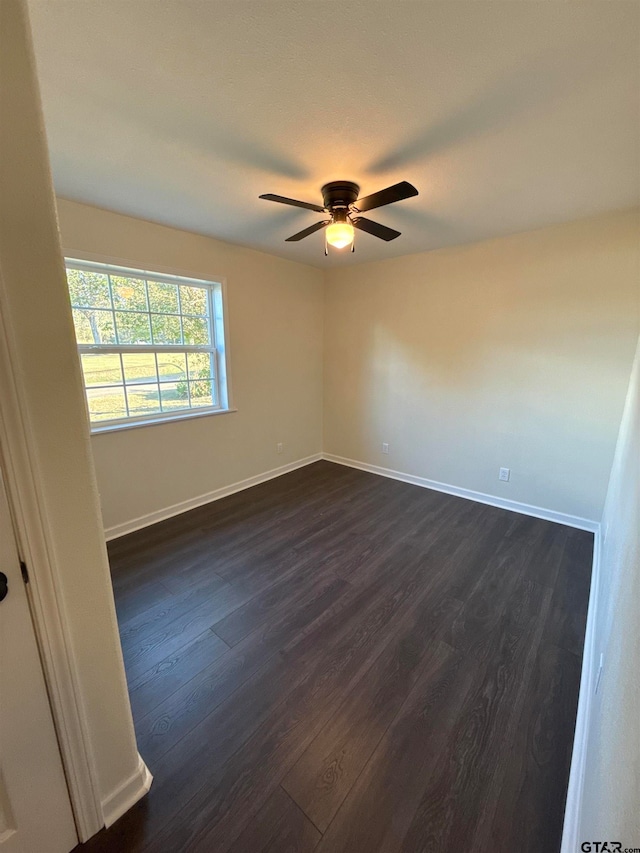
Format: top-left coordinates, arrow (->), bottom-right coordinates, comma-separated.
125,383 -> 161,415
86,386 -> 127,422
179,285 -> 208,316
110,275 -> 148,311
81,353 -> 122,387
182,315 -> 210,346
151,314 -> 182,344
187,352 -> 212,380
72,310 -> 94,345
148,280 -> 179,314
72,308 -> 116,344
122,353 -> 158,385
67,269 -> 111,308
115,311 -> 152,344
189,380 -> 213,408
157,352 -> 187,381
160,382 -> 188,412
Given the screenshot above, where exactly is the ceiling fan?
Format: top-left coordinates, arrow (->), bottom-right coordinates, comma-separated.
259,180 -> 418,252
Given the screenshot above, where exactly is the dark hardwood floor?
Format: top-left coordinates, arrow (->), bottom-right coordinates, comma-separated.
76,460 -> 592,853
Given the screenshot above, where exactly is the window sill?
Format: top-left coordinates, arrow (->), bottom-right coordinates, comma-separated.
90,407 -> 237,435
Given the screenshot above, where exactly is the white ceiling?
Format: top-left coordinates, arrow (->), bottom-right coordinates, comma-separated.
29,1 -> 640,268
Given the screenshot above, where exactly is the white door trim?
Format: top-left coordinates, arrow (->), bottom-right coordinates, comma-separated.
0,274 -> 103,841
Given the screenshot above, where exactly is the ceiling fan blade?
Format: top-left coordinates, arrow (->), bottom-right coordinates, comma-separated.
354,181 -> 418,213
352,217 -> 401,242
259,193 -> 325,213
285,220 -> 330,242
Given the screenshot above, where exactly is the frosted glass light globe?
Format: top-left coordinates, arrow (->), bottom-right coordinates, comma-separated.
326,221 -> 354,249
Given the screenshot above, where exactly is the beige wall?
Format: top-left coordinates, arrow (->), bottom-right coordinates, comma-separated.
58,204 -> 637,531
581,334 -> 640,845
56,199 -> 324,534
324,210 -> 640,522
0,0 -> 140,830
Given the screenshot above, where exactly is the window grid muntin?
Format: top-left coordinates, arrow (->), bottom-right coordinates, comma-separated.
68,269 -> 210,347
71,306 -> 208,319
67,260 -> 222,427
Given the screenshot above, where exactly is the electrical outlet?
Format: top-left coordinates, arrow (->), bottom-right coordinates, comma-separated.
499,467 -> 510,482
277,442 -> 283,454
381,443 -> 390,454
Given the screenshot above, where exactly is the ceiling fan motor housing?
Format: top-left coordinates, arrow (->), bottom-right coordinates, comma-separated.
321,181 -> 360,216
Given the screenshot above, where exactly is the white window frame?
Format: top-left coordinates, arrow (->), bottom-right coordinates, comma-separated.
65,257 -> 232,433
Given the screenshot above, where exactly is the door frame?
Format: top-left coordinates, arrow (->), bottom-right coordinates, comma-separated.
0,271 -> 103,841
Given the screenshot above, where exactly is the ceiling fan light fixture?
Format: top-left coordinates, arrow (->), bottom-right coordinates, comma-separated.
325,221 -> 354,249
260,180 -> 417,248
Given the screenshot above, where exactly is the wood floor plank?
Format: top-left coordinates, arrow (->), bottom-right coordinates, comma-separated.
139,543 -> 446,850
281,593 -> 462,831
544,528 -> 593,656
314,640 -> 472,853
484,642 -> 582,853
121,582 -> 247,684
211,553 -> 339,647
154,544 -> 291,596
134,572 -> 351,767
108,464 -> 361,584
127,628 -> 230,720
443,517 -> 542,658
225,786 -> 321,853
118,571 -> 229,650
468,640 -> 581,853
520,521 -> 570,589
75,460 -> 591,853
114,577 -> 177,626
398,582 -> 553,852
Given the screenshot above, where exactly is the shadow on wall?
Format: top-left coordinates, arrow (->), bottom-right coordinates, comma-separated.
325,211 -> 638,517
351,219 -> 632,378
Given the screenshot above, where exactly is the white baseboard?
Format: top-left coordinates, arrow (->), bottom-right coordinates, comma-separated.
103,454 -> 323,540
560,528 -> 601,853
105,451 -> 599,541
322,453 -> 599,532
102,754 -> 153,828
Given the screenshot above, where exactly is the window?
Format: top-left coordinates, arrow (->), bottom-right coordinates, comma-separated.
65,259 -> 229,431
